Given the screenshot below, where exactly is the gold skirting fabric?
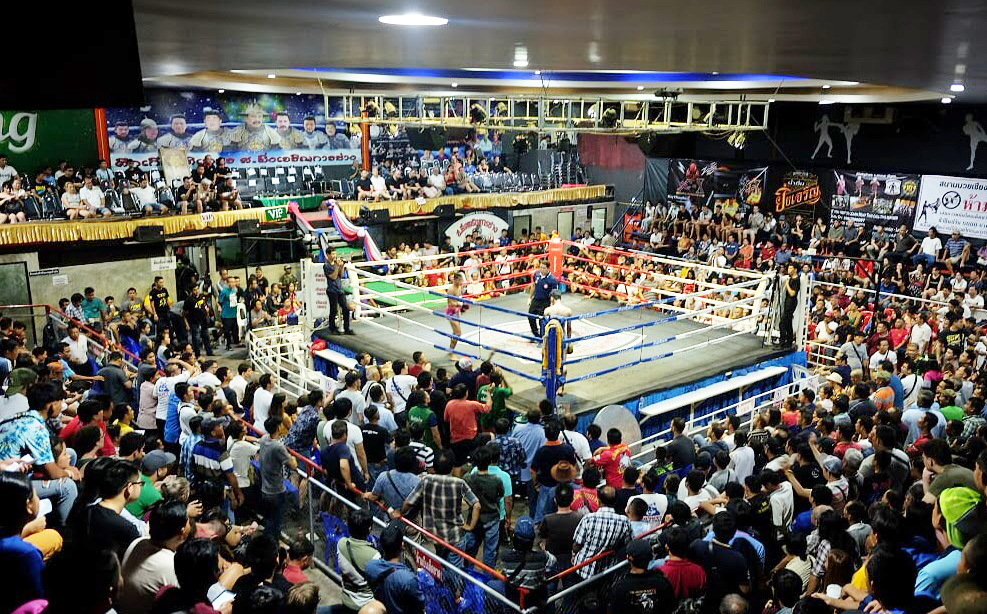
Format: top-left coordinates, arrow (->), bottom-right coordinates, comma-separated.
0,186 -> 608,247
0,208 -> 270,247
334,185 -> 608,218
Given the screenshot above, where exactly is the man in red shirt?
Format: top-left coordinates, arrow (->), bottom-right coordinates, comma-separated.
58,397 -> 115,457
444,383 -> 492,473
592,428 -> 631,489
408,351 -> 430,377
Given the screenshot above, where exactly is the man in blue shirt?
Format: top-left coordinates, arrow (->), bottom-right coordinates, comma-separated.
527,261 -> 558,339
366,522 -> 425,614
512,409 -> 547,503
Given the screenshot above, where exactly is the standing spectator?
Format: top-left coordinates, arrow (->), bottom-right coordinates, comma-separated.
337,372 -> 367,425
537,483 -> 583,572
401,450 -> 480,566
365,522 -> 425,614
572,485 -> 633,579
660,525 -> 708,599
492,417 -> 526,490
513,410 -> 547,502
444,383 -> 492,471
497,516 -> 557,605
182,286 -> 212,357
463,445 -> 505,567
189,419 -> 243,513
667,417 -> 697,469
284,390 -> 325,456
530,420 -> 579,523
608,539 -> 676,614
97,351 -> 135,405
259,415 -> 298,537
361,405 -> 392,486
218,276 -> 241,350
336,509 -> 381,612
387,360 -> 418,421
70,459 -> 142,558
252,373 -> 275,434
688,511 -> 751,608
593,427 -> 632,489
366,447 -> 421,513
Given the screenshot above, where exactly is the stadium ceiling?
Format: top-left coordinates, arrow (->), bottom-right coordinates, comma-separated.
135,0 -> 987,104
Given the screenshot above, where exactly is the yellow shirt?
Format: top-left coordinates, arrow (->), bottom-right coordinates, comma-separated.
114,420 -> 135,437
851,563 -> 868,591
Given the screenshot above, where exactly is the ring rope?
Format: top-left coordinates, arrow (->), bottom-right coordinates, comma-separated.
563,253 -> 761,293
570,240 -> 766,280
565,328 -> 753,384
561,266 -> 762,308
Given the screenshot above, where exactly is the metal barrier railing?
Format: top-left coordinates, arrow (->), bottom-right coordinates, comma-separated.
627,374 -> 820,470
246,323 -> 332,400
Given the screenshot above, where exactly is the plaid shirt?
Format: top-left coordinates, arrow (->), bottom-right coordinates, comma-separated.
405,474 -> 478,544
572,506 -> 632,578
963,415 -> 986,439
284,405 -> 320,453
807,532 -> 831,578
494,434 -> 526,478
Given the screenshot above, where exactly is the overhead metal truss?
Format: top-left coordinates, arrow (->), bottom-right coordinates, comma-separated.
329,92 -> 770,135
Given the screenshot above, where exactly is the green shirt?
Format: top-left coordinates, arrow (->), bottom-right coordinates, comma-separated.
941,405 -> 965,422
478,385 -> 513,430
408,405 -> 438,449
124,473 -> 162,518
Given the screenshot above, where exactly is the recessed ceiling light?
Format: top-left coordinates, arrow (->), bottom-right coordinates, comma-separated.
951,83 -> 965,92
295,92 -> 301,95
378,14 -> 448,26
267,74 -> 276,79
821,84 -> 831,89
768,98 -> 775,103
513,60 -> 529,68
637,86 -> 644,91
711,71 -> 719,75
534,70 -> 541,75
218,89 -> 225,93
942,96 -> 953,104
451,82 -> 458,88
819,100 -> 834,105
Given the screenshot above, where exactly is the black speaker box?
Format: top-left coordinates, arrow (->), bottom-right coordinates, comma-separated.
133,226 -> 163,242
434,204 -> 455,218
368,209 -> 390,224
236,219 -> 260,236
406,127 -> 448,151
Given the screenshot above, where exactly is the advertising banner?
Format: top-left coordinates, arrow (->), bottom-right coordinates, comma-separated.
774,171 -> 822,214
0,109 -> 98,173
667,159 -> 768,214
106,89 -> 361,174
829,170 -> 919,229
915,175 -> 987,239
444,213 -> 509,248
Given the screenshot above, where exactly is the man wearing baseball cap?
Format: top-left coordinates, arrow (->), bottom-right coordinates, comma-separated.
610,538 -> 676,614
0,367 -> 37,419
125,449 -> 176,518
497,516 -> 556,602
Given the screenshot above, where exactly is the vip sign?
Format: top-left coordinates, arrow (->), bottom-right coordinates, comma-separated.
0,112 -> 38,153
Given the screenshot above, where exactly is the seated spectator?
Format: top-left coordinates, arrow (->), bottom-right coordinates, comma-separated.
60,181 -> 90,219
128,176 -> 169,215
117,500 -> 189,614
0,473 -> 48,614
79,175 -> 111,218
365,522 -> 425,614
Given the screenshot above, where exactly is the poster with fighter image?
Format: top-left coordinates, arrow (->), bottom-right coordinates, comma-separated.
828,170 -> 919,229
667,159 -> 768,216
914,175 -> 987,239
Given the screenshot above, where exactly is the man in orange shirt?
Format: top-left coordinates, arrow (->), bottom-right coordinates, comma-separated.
444,383 -> 492,473
593,428 -> 631,489
870,370 -> 895,413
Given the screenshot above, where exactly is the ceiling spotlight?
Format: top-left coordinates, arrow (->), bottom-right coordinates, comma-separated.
637,86 -> 644,91
451,82 -> 458,88
942,96 -> 953,104
295,92 -> 301,95
513,44 -> 529,68
267,74 -> 276,79
534,70 -> 541,75
821,84 -> 831,89
768,98 -> 775,103
819,100 -> 834,105
951,83 -> 965,92
513,59 -> 529,68
711,71 -> 719,75
218,89 -> 225,93
378,14 -> 448,26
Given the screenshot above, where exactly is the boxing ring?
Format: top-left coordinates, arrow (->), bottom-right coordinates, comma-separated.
305,236 -> 781,411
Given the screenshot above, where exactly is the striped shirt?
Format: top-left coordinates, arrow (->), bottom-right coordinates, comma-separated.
190,438 -> 234,488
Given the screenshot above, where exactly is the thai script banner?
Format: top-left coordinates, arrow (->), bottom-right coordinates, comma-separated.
915,174 -> 987,239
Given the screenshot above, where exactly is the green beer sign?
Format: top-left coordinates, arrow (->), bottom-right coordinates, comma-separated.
0,109 -> 98,173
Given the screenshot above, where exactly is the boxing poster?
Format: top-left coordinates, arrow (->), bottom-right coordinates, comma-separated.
828,170 -> 919,229
667,159 -> 768,213
105,89 -> 360,173
914,175 -> 987,239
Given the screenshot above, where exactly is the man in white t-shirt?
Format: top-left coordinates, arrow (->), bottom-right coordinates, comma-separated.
190,360 -> 222,390
229,363 -> 253,404
79,176 -> 111,217
728,430 -> 756,483
155,363 -> 192,428
323,397 -> 369,478
369,167 -> 393,201
899,359 -> 922,410
336,371 -> 367,425
560,413 -> 591,462
386,360 -> 418,416
252,373 -> 276,434
912,229 -> 942,268
868,339 -> 897,372
117,499 -> 190,614
129,176 -> 169,215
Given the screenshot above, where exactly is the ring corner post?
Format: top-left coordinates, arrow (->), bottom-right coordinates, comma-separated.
543,321 -> 564,405
548,236 -> 564,278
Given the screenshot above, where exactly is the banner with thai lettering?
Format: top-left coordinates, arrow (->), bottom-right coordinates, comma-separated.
667,159 -> 768,214
827,170 -> 919,229
915,175 -> 987,239
106,89 -> 361,174
774,171 -> 822,214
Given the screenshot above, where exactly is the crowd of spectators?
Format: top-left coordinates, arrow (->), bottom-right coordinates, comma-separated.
351,148 -> 514,202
